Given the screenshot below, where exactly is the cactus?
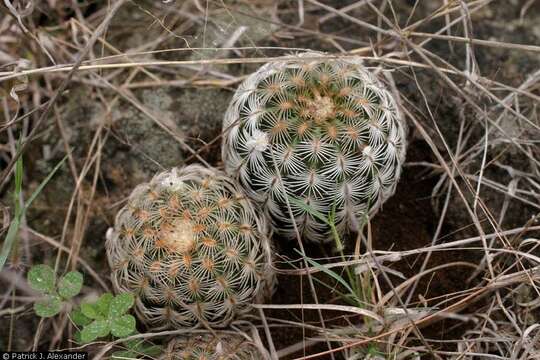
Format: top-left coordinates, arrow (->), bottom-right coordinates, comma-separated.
161,332 -> 268,360
106,165 -> 274,329
222,53 -> 407,243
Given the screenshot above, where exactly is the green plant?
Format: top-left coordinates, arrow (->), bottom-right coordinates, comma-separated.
106,165 -> 274,328
222,52 -> 406,243
71,292 -> 136,343
290,202 -> 384,358
27,264 -> 83,317
112,338 -> 162,359
161,332 -> 267,360
1,149 -> 66,270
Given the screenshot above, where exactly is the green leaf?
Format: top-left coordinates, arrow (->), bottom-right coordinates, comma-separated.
109,293 -> 134,318
139,345 -> 161,357
294,249 -> 359,304
71,309 -> 92,326
0,156 -> 67,271
96,293 -> 114,316
14,141 -> 23,213
34,295 -> 62,317
0,217 -> 20,273
24,156 -> 68,212
113,339 -> 161,359
1,138 -> 24,273
28,264 -> 56,293
111,350 -> 135,359
96,320 -> 112,338
58,271 -> 83,299
73,330 -> 83,344
111,314 -> 136,338
287,195 -> 330,225
123,337 -> 141,350
310,275 -> 354,305
289,195 -> 343,250
81,302 -> 100,319
80,319 -> 110,343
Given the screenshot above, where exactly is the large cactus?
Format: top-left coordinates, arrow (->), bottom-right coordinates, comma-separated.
222,53 -> 407,243
106,165 -> 274,329
161,332 -> 269,360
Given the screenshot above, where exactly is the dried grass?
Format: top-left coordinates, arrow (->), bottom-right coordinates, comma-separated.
0,0 -> 538,359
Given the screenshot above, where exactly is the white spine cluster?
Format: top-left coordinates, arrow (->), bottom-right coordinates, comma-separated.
161,332 -> 269,359
222,53 -> 407,243
106,165 -> 274,329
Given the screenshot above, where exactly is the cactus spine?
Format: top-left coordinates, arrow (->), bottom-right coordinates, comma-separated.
161,332 -> 268,360
222,53 -> 407,243
106,165 -> 274,328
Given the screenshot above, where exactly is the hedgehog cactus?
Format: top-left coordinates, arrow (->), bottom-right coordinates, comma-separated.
106,165 -> 274,329
222,53 -> 407,243
161,332 -> 268,360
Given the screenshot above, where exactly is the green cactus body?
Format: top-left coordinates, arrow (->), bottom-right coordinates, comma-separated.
106,165 -> 274,329
222,53 -> 407,243
161,332 -> 268,360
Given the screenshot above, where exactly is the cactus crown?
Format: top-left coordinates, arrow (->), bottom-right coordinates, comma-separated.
223,53 -> 407,242
162,333 -> 266,360
106,165 -> 273,328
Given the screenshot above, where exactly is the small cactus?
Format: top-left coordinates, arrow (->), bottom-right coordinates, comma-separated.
161,332 -> 268,360
106,165 -> 274,329
222,53 -> 407,243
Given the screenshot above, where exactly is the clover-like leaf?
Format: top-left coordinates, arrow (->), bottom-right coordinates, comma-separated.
95,293 -> 114,316
28,264 -> 56,293
81,302 -> 100,320
58,271 -> 83,299
71,308 -> 92,327
111,314 -> 136,338
80,319 -> 110,343
34,295 -> 62,317
109,293 -> 134,318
